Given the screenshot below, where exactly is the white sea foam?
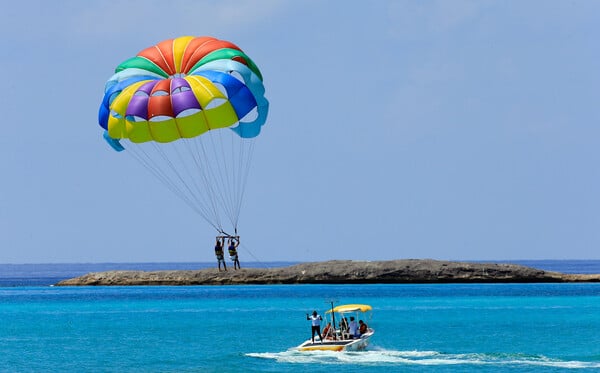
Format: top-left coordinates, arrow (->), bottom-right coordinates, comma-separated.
246,349 -> 600,368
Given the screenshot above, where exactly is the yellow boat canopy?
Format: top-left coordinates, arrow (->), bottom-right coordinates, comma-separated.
326,304 -> 372,314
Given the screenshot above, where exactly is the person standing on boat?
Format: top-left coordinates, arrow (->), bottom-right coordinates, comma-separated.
348,316 -> 359,338
214,237 -> 227,271
306,310 -> 323,343
228,237 -> 241,270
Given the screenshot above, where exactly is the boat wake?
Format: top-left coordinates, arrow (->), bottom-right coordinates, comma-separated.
246,348 -> 600,369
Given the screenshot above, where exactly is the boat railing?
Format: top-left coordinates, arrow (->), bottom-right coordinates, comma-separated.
321,329 -> 349,341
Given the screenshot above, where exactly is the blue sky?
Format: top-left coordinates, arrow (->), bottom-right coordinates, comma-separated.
1,0 -> 599,263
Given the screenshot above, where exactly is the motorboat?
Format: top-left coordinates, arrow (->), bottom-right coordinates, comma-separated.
296,303 -> 374,352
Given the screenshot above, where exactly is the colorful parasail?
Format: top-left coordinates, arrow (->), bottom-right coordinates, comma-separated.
98,36 -> 269,235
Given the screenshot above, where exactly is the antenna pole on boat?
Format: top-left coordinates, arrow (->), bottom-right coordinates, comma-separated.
330,300 -> 336,337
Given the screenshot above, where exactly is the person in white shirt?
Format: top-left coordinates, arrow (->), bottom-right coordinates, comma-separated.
348,316 -> 358,338
306,310 -> 323,343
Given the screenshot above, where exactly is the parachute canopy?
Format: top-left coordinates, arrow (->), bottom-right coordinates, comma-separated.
98,36 -> 269,234
99,36 -> 268,144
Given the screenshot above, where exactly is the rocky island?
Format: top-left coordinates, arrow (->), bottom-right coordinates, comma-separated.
55,259 -> 600,286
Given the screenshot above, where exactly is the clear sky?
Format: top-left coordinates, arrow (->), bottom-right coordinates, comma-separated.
1,0 -> 599,263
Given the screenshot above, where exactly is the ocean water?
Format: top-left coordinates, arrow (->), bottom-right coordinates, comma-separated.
1,261 -> 600,372
1,282 -> 600,371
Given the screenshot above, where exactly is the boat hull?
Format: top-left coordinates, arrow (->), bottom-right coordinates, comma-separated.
296,332 -> 373,352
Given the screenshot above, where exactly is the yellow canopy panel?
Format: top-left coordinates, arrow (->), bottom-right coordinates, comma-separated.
326,304 -> 372,313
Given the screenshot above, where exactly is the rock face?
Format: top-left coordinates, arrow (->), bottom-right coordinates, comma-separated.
55,260 -> 600,286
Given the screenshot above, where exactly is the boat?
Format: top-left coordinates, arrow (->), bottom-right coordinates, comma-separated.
296,303 -> 374,352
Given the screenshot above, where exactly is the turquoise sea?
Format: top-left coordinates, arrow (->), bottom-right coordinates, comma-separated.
1,261 -> 600,372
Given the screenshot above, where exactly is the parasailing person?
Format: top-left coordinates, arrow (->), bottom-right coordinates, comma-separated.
214,237 -> 227,271
228,236 -> 241,270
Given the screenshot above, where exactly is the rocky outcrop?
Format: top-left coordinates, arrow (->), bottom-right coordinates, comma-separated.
54,259 -> 600,286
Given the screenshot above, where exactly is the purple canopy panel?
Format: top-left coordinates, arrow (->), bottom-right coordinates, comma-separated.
172,91 -> 201,116
170,77 -> 188,92
126,95 -> 149,119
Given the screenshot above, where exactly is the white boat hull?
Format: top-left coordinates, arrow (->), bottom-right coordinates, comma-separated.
296,331 -> 374,352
